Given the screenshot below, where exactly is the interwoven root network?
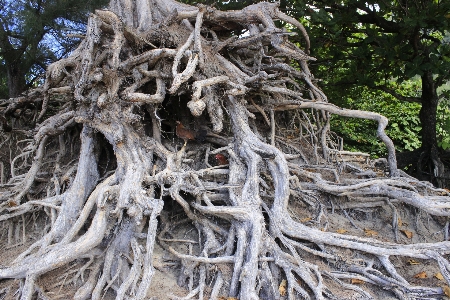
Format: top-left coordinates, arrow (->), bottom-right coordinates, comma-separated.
1,0 -> 450,299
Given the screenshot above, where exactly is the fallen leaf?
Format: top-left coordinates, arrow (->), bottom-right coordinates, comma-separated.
435,273 -> 444,280
401,229 -> 413,239
286,135 -> 295,139
279,279 -> 287,296
364,228 -> 378,236
414,271 -> 427,279
443,285 -> 450,297
397,217 -> 408,226
336,229 -> 347,234
351,278 -> 365,284
301,217 -> 312,223
408,259 -> 420,265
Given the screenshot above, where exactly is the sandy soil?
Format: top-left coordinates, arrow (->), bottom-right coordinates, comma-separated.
0,158 -> 448,299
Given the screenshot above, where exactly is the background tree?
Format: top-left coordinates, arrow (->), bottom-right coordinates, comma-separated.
0,0 -> 108,98
278,0 -> 450,186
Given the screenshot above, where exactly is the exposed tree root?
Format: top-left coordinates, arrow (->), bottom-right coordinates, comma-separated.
1,0 -> 450,299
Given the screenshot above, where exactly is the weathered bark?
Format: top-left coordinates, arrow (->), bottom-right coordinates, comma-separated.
0,1 -> 449,299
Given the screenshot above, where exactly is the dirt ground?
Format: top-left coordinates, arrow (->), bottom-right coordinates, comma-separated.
0,192 -> 448,299
0,154 -> 448,299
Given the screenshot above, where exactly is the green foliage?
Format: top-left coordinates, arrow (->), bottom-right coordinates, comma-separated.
437,94 -> 450,150
437,81 -> 450,150
287,0 -> 450,162
301,0 -> 450,84
330,84 -> 422,157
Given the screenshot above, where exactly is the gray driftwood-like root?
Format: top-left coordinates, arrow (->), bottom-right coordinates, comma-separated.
1,0 -> 450,299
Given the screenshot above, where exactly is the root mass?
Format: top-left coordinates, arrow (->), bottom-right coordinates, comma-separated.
1,0 -> 450,299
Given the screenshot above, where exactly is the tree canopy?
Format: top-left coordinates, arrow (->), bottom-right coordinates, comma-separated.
300,0 -> 450,85
285,0 -> 450,185
0,0 -> 108,98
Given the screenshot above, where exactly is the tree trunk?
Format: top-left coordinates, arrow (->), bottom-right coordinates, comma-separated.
418,71 -> 445,186
6,60 -> 26,98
